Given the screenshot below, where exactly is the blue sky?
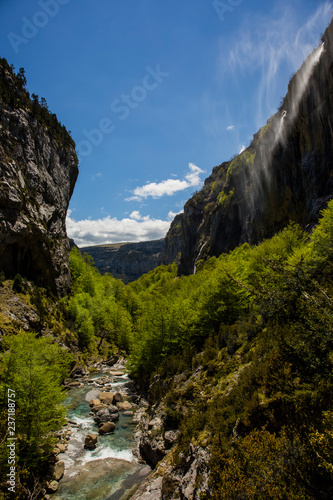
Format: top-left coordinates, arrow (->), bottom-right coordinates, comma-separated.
0,0 -> 332,246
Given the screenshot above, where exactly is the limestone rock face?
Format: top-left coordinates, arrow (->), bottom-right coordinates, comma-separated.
164,19 -> 333,275
0,60 -> 78,296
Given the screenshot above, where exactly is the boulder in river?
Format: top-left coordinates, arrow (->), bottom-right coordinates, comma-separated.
113,392 -> 124,403
84,434 -> 98,450
90,399 -> 101,407
99,422 -> 116,435
91,404 -> 108,412
53,461 -> 65,481
117,401 -> 132,411
99,392 -> 115,404
94,407 -> 119,425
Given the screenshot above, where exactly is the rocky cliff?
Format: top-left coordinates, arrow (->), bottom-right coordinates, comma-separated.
81,239 -> 165,283
164,19 -> 333,275
0,58 -> 78,296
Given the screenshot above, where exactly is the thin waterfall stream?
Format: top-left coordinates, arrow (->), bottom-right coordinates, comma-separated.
52,363 -> 150,500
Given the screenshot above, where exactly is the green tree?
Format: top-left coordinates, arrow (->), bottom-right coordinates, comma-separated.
0,332 -> 71,469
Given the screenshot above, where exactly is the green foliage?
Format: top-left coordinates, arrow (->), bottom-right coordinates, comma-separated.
226,150 -> 255,181
216,188 -> 234,209
121,200 -> 333,497
0,332 -> 71,494
66,248 -> 132,354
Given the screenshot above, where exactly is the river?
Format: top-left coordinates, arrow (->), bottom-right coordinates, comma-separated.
52,364 -> 151,500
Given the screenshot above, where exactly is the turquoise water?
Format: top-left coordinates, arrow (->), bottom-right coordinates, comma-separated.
53,373 -> 150,500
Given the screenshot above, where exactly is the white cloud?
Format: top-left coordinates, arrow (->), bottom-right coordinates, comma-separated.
129,210 -> 142,220
126,163 -> 204,201
66,212 -> 171,247
168,210 -> 183,219
239,145 -> 246,154
227,125 -> 235,131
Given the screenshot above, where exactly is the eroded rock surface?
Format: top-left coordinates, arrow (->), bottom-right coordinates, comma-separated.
0,59 -> 78,296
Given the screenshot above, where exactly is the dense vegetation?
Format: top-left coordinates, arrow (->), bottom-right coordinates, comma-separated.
65,201 -> 333,497
0,201 -> 332,498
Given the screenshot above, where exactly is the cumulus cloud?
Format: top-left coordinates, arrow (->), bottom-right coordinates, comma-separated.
66,211 -> 171,247
227,125 -> 235,131
126,163 -> 204,201
219,2 -> 332,127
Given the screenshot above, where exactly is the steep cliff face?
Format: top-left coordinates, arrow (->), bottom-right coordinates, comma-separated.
164,19 -> 333,275
0,59 -> 78,296
81,239 -> 165,283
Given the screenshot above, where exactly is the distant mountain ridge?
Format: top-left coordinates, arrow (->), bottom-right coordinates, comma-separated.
81,239 -> 165,283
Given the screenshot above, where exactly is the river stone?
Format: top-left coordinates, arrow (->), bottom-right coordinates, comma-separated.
53,446 -> 60,455
108,404 -> 120,414
90,399 -> 101,406
113,392 -> 124,403
84,434 -> 98,450
47,480 -> 59,493
94,407 -> 119,425
57,443 -> 67,453
99,392 -> 115,404
91,404 -> 108,412
99,421 -> 116,435
53,461 -> 65,481
117,401 -> 132,411
123,411 -> 134,416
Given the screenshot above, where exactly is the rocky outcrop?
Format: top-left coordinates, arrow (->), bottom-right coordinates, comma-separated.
164,19 -> 333,275
81,239 -> 165,283
0,59 -> 78,296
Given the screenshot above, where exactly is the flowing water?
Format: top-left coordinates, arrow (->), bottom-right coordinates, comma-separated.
53,370 -> 150,500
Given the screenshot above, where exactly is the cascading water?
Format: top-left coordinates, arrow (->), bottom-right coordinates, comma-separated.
52,368 -> 150,500
246,40 -> 325,211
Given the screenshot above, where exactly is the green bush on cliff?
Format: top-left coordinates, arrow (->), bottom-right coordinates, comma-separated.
226,150 -> 255,181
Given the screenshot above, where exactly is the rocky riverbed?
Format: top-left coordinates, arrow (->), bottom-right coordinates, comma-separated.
48,360 -> 151,500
